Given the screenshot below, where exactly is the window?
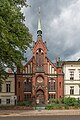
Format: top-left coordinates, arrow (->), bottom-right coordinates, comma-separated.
6,99 -> 10,104
0,99 -> 1,104
51,94 -> 53,99
53,81 -> 56,90
70,86 -> 74,95
54,94 -> 56,99
18,96 -> 20,101
78,70 -> 80,80
49,80 -> 56,91
24,81 -> 27,91
18,81 -> 20,88
0,84 -> 2,92
6,83 -> 10,92
48,94 -> 53,99
24,94 -> 31,101
59,82 -> 61,88
70,71 -> 74,80
24,79 -> 32,92
48,94 -> 55,100
36,48 -> 44,72
79,74 -> 80,80
24,94 -> 27,100
79,85 -> 80,95
37,76 -> 43,83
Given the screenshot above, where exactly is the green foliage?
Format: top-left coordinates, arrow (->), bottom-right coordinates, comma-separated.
17,101 -> 32,107
45,104 -> 54,110
0,105 -> 15,108
49,98 -> 59,104
74,98 -> 80,108
46,97 -> 80,110
45,103 -> 65,110
0,0 -> 32,81
63,97 -> 76,106
53,98 -> 59,104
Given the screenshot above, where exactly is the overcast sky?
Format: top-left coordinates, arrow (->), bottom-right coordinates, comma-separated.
22,0 -> 80,62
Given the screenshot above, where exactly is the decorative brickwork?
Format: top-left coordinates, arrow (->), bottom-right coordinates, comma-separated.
15,34 -> 64,105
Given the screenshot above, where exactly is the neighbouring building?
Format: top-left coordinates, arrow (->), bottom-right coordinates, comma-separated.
15,11 -> 64,105
0,69 -> 17,105
63,61 -> 80,99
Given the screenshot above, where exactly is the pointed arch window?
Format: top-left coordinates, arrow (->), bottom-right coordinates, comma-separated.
36,48 -> 44,72
24,78 -> 32,92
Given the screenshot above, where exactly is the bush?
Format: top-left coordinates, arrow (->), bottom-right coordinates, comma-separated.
17,101 -> 32,107
0,105 -> 15,109
64,104 -> 69,109
63,97 -> 76,106
46,97 -> 80,110
49,98 -> 59,104
45,103 -> 65,110
54,98 -> 59,104
60,97 -> 64,103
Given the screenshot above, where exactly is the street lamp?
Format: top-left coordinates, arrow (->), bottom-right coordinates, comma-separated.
36,99 -> 41,111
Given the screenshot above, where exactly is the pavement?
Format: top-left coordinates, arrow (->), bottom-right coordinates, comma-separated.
0,109 -> 80,116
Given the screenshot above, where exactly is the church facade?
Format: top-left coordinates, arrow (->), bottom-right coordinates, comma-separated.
15,12 -> 64,105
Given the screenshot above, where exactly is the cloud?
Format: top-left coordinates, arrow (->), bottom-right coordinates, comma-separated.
22,0 -> 80,61
49,0 -> 80,60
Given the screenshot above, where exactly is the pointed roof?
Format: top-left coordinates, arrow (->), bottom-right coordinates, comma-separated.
38,7 -> 42,31
37,7 -> 42,37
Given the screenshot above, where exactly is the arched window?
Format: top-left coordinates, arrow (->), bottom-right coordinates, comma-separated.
24,78 -> 32,92
36,76 -> 44,83
36,48 -> 44,72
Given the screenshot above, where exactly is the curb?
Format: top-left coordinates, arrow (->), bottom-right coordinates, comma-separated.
0,113 -> 80,117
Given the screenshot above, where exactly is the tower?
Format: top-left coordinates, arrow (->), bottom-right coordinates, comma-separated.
32,8 -> 48,104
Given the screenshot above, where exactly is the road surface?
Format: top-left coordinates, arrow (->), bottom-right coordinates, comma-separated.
0,116 -> 80,120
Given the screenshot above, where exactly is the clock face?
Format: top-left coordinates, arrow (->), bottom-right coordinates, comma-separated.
37,76 -> 43,83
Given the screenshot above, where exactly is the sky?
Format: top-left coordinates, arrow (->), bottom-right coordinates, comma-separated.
22,0 -> 80,62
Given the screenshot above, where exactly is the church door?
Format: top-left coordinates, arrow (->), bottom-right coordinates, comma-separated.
36,90 -> 44,105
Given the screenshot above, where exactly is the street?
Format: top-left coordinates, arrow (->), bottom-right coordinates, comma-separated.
0,116 -> 80,120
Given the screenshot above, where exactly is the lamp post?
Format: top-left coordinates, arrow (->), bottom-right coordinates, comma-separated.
36,99 -> 41,111
36,99 -> 39,111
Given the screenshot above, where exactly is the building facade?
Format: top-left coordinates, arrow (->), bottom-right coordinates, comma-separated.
0,72 -> 17,105
63,61 -> 80,99
15,11 -> 64,105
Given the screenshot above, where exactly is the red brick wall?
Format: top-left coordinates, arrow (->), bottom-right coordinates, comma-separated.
15,37 -> 64,104
56,67 -> 64,98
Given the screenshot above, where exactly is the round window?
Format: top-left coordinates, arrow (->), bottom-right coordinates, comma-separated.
37,76 -> 43,83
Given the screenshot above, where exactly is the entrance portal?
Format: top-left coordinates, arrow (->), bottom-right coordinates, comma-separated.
36,90 -> 44,105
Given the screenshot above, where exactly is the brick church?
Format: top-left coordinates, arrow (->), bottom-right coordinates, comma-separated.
15,11 -> 64,105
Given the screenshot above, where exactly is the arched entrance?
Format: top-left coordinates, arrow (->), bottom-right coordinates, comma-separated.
36,89 -> 44,105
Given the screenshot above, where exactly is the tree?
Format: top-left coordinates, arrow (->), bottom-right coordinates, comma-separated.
0,0 -> 32,82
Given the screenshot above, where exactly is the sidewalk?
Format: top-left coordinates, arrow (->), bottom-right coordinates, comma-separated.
0,109 -> 80,116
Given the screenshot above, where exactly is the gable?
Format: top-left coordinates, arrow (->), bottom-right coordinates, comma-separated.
23,57 -> 33,74
32,39 -> 48,53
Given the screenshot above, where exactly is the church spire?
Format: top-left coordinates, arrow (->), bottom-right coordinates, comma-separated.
37,7 -> 42,37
